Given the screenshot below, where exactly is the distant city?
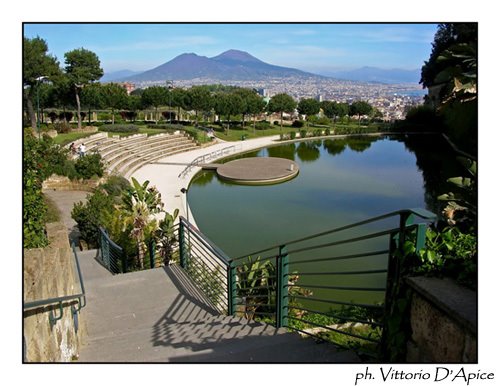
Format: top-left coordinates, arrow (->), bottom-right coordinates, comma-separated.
105,49 -> 427,121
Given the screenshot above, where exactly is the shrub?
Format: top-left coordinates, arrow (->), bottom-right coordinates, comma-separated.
290,131 -> 296,140
292,120 -> 304,128
99,124 -> 139,133
74,153 -> 104,179
71,188 -> 115,248
53,121 -> 71,133
101,175 -> 131,198
299,129 -> 307,139
23,131 -> 48,248
325,128 -> 331,136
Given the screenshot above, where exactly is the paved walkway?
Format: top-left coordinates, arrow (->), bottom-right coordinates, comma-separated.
43,189 -> 88,244
131,136 -> 281,225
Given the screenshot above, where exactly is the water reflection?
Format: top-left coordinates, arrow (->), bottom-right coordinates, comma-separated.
296,141 -> 321,162
266,143 -> 296,161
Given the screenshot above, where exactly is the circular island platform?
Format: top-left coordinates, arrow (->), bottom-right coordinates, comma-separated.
215,157 -> 299,185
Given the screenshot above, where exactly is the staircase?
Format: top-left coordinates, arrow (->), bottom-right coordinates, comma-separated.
76,249 -> 359,363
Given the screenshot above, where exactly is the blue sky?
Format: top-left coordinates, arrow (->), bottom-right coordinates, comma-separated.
23,23 -> 438,75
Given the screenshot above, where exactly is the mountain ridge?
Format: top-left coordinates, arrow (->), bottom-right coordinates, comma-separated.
118,49 -> 324,82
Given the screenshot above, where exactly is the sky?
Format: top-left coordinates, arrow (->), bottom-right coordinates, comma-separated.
23,23 -> 438,76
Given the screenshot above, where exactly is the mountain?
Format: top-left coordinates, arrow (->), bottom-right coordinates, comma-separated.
119,49 -> 323,82
101,69 -> 141,82
327,66 -> 420,84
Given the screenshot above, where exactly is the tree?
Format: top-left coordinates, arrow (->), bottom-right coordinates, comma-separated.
121,178 -> 164,269
81,82 -> 104,125
213,91 -> 244,134
234,88 -> 265,129
141,86 -> 168,123
23,36 -> 61,129
64,48 -> 103,129
349,101 -> 372,125
171,88 -> 190,121
187,86 -> 213,122
267,93 -> 296,129
297,98 -> 320,126
101,83 -> 129,124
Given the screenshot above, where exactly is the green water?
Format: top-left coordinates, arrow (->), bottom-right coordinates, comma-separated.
187,135 -> 460,308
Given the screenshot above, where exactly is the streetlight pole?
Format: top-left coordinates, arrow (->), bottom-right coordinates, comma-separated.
35,76 -> 49,139
166,80 -> 173,125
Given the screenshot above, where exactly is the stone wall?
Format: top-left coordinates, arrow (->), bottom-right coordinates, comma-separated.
406,276 -> 477,362
23,222 -> 87,362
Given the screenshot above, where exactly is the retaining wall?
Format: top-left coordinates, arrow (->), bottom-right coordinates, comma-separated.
23,222 -> 87,362
406,276 -> 477,362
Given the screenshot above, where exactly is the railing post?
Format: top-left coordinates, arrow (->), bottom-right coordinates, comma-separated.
276,245 -> 289,328
179,219 -> 187,269
149,239 -> 156,269
227,262 -> 237,316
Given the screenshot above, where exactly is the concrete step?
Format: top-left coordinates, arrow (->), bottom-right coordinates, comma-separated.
77,252 -> 359,363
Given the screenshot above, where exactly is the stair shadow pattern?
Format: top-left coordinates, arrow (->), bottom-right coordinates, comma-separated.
152,265 -> 359,363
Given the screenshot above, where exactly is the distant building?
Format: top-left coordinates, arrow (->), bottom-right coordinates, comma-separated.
315,94 -> 323,102
256,88 -> 268,97
119,82 -> 135,95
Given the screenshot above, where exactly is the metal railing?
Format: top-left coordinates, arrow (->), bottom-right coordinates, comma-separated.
98,227 -> 127,274
23,242 -> 86,330
177,208 -> 436,357
178,144 -> 242,178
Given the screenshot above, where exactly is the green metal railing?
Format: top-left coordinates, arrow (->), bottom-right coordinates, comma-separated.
177,208 -> 436,357
23,242 -> 86,330
98,227 -> 127,274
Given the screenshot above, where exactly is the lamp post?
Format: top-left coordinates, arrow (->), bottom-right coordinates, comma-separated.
166,80 -> 173,125
35,76 -> 50,139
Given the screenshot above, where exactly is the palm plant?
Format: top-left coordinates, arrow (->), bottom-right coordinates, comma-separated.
121,177 -> 164,269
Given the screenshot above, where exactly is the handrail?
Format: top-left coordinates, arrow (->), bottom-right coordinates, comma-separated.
232,208 -> 436,262
178,144 -> 242,178
23,242 -> 87,326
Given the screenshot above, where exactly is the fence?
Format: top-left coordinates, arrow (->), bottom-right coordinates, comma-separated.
177,208 -> 436,358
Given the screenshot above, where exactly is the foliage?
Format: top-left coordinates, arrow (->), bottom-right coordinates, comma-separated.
100,175 -> 131,197
416,226 -> 477,289
74,153 -> 104,179
438,156 -> 477,229
186,257 -> 225,309
291,120 -> 304,128
154,209 -> 179,266
121,177 -> 164,269
267,93 -> 296,128
64,48 -> 104,129
100,124 -> 139,133
23,36 -> 61,129
23,131 -> 49,248
297,98 -> 320,123
101,83 -> 129,124
71,187 -> 115,248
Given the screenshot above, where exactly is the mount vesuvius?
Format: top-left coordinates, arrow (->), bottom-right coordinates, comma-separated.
117,49 -> 324,82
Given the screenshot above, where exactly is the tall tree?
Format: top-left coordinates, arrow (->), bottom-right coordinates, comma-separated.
64,48 -> 103,129
235,88 -> 266,130
102,83 -> 129,124
171,88 -> 190,121
267,93 -> 296,129
349,101 -> 372,125
23,36 -> 61,130
81,82 -> 104,125
213,92 -> 244,134
297,98 -> 320,126
141,86 -> 168,123
187,86 -> 213,122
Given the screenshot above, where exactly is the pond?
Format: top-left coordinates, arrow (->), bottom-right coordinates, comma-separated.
187,134 -> 462,308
